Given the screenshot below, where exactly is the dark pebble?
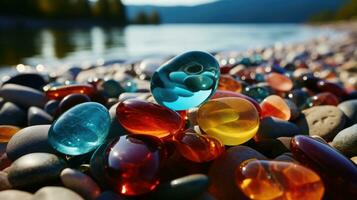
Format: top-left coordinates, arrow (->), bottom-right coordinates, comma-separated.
338,99 -> 357,127
8,153 -> 66,188
27,107 -> 53,126
257,117 -> 301,139
6,125 -> 56,161
0,102 -> 26,126
0,84 -> 46,108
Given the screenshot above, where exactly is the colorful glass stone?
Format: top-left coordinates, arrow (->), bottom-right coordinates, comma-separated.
211,90 -> 262,115
305,92 -> 339,107
117,99 -> 185,138
151,51 -> 220,111
123,80 -> 138,92
48,102 -> 110,155
99,79 -> 125,98
266,72 -> 293,92
0,125 -> 20,142
317,80 -> 348,98
287,89 -> 309,109
218,75 -> 242,92
45,84 -> 95,100
197,97 -> 260,145
291,135 -> 357,199
174,130 -> 224,163
235,160 -> 324,200
244,85 -> 270,102
260,95 -> 291,120
104,134 -> 164,196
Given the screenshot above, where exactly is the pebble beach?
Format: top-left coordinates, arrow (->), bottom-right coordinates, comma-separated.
0,21 -> 356,200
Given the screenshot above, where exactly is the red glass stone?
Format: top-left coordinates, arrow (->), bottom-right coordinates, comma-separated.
306,92 -> 339,107
212,90 -> 262,115
45,84 -> 95,100
218,75 -> 242,92
291,135 -> 357,199
117,99 -> 185,138
235,160 -> 325,200
174,130 -> 224,163
266,72 -> 293,92
317,80 -> 348,98
220,65 -> 233,74
260,95 -> 291,120
105,134 -> 164,196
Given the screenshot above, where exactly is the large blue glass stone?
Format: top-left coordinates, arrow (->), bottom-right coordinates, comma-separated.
150,51 -> 220,111
48,102 -> 110,155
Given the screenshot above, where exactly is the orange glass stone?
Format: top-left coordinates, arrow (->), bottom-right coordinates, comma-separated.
260,95 -> 291,120
45,84 -> 95,100
0,125 -> 20,142
235,160 -> 325,200
117,99 -> 185,138
174,130 -> 224,163
266,72 -> 293,92
218,75 -> 242,92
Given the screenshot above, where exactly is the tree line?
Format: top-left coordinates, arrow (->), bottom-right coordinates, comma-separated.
0,0 -> 127,25
309,0 -> 357,22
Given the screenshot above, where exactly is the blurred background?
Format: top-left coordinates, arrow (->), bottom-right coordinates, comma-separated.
0,0 -> 356,70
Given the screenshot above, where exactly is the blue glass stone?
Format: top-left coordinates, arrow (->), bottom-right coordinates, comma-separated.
48,102 -> 110,155
101,79 -> 125,98
151,51 -> 220,111
243,85 -> 270,102
123,80 -> 137,92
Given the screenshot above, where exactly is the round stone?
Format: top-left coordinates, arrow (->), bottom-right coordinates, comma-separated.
6,125 -> 55,161
151,51 -> 220,111
60,168 -> 101,200
0,190 -> 32,200
27,107 -> 53,126
48,102 -> 110,155
331,124 -> 357,157
266,72 -> 293,92
256,117 -> 300,139
0,102 -> 26,126
58,94 -> 90,115
3,73 -> 47,90
33,186 -> 84,200
338,100 -> 357,127
0,84 -> 46,108
152,174 -> 209,200
296,106 -> 345,142
8,153 -> 66,188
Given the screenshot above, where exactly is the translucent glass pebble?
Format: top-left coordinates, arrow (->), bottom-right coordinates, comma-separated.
48,102 -> 110,155
150,51 -> 220,111
104,135 -> 164,196
235,160 -> 325,200
260,95 -> 291,120
117,99 -> 185,138
174,130 -> 224,163
0,125 -> 20,142
197,97 -> 260,145
45,84 -> 95,100
266,72 -> 293,92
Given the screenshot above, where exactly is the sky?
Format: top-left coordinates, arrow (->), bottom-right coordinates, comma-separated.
122,0 -> 218,6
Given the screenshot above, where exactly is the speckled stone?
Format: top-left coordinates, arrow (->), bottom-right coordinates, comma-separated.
296,106 -> 346,142
8,153 -> 66,188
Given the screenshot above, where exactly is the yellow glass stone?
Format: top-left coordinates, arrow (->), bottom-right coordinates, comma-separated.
197,97 -> 260,145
